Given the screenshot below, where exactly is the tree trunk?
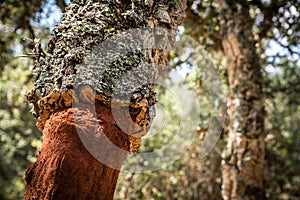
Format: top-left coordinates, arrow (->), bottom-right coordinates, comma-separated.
218,1 -> 265,199
25,0 -> 186,199
25,103 -> 130,199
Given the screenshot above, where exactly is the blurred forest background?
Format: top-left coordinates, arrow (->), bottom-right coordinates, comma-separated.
0,0 -> 299,199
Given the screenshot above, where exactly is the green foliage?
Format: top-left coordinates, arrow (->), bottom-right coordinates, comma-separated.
115,50 -> 226,199
116,140 -> 225,200
0,0 -> 56,199
264,59 -> 300,199
0,0 -> 48,73
0,59 -> 42,199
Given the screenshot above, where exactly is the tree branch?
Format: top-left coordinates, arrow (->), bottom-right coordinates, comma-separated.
55,0 -> 67,13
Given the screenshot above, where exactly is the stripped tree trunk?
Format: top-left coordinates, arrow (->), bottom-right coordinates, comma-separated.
25,0 -> 186,199
218,0 -> 265,199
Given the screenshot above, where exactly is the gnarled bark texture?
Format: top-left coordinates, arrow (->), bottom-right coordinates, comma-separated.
218,0 -> 265,200
25,0 -> 186,199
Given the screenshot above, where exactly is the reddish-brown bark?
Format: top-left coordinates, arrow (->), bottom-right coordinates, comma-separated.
25,101 -> 135,199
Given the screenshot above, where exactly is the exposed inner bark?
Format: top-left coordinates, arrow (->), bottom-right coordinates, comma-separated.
25,101 -> 133,199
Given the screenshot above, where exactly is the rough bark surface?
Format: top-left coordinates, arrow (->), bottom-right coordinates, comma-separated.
218,1 -> 265,200
26,0 -> 186,132
25,102 -> 130,199
25,0 -> 186,199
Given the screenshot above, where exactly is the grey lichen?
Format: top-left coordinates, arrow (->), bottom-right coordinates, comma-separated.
26,0 -> 186,149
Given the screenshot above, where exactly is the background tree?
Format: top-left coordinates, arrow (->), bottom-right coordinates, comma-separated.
184,0 -> 300,199
217,1 -> 265,199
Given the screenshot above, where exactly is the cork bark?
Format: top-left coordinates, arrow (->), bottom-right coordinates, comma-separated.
218,1 -> 265,200
25,0 -> 186,199
25,102 -> 129,199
